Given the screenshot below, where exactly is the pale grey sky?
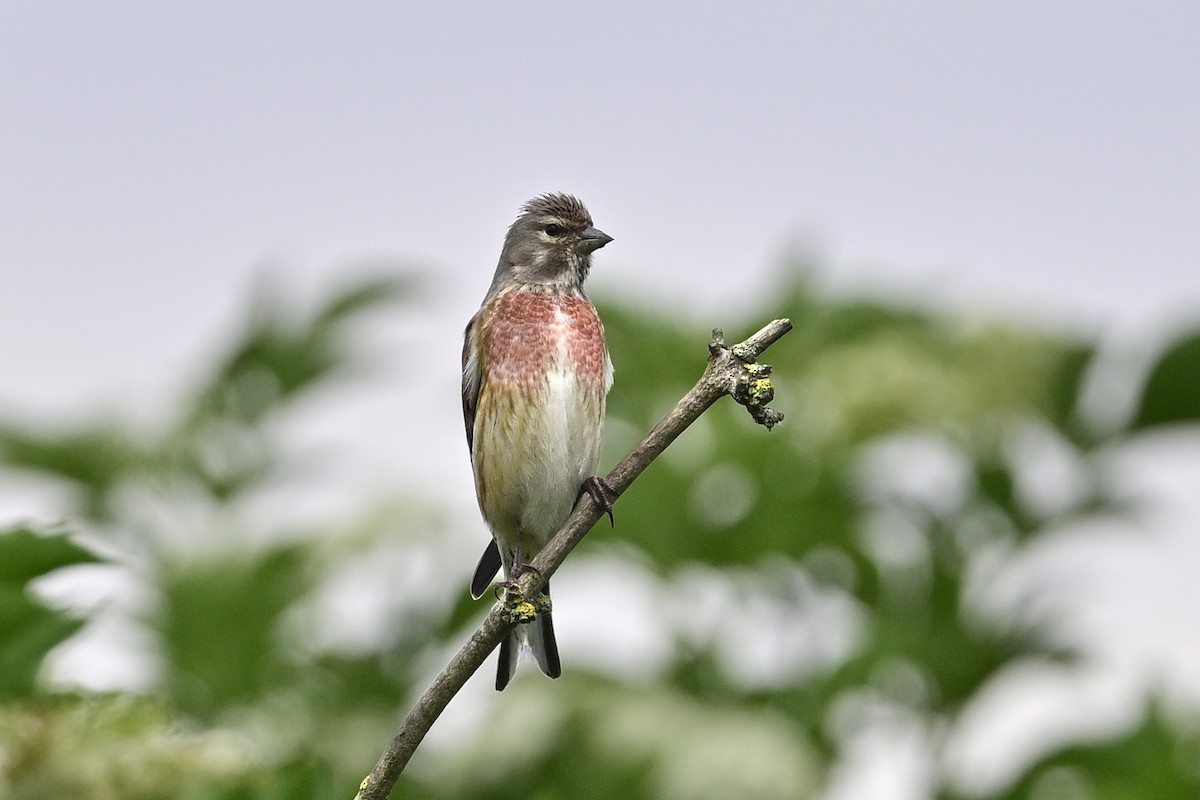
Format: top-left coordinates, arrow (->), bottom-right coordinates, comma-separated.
3,2 -> 1198,420
2,4 -> 1199,795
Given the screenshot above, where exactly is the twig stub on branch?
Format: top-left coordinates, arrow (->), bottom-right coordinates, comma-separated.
710,318 -> 791,430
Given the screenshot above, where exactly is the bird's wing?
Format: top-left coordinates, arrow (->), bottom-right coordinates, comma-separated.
464,312 -> 504,597
462,314 -> 481,454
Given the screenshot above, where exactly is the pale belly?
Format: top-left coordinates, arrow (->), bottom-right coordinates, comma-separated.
473,363 -> 604,556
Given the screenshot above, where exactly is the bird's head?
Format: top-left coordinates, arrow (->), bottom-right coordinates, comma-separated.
493,193 -> 613,291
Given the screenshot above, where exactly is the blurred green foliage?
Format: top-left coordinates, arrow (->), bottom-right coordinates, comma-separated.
1,270 -> 1198,799
0,529 -> 99,698
1131,329 -> 1200,431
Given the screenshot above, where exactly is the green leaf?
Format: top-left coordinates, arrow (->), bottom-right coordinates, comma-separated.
312,275 -> 416,329
0,528 -> 98,697
1132,330 -> 1200,429
0,527 -> 102,582
1043,342 -> 1097,440
0,587 -> 86,697
0,426 -> 147,516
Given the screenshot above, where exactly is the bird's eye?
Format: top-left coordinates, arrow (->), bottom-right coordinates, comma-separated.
544,223 -> 565,237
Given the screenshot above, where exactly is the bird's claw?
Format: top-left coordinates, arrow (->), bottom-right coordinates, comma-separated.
579,476 -> 616,526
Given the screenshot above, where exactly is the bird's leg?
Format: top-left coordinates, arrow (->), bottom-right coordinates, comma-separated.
499,542 -> 540,585
578,476 -> 616,526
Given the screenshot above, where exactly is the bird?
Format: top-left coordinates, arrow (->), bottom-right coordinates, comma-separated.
462,193 -> 615,691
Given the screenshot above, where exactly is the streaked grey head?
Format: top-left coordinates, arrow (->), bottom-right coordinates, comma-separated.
490,193 -> 613,292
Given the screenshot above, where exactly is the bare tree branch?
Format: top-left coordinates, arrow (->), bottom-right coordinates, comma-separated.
355,318 -> 792,800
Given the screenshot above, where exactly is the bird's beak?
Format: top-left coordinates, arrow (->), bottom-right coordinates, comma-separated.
578,226 -> 614,253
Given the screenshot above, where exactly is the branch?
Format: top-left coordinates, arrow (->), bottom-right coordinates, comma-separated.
355,318 -> 792,800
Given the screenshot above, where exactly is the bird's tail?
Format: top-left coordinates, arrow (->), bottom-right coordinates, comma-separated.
496,581 -> 561,691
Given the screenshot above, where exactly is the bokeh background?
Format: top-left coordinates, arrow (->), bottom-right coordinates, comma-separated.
2,3 -> 1199,799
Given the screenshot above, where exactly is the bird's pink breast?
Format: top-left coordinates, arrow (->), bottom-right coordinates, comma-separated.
479,289 -> 608,391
